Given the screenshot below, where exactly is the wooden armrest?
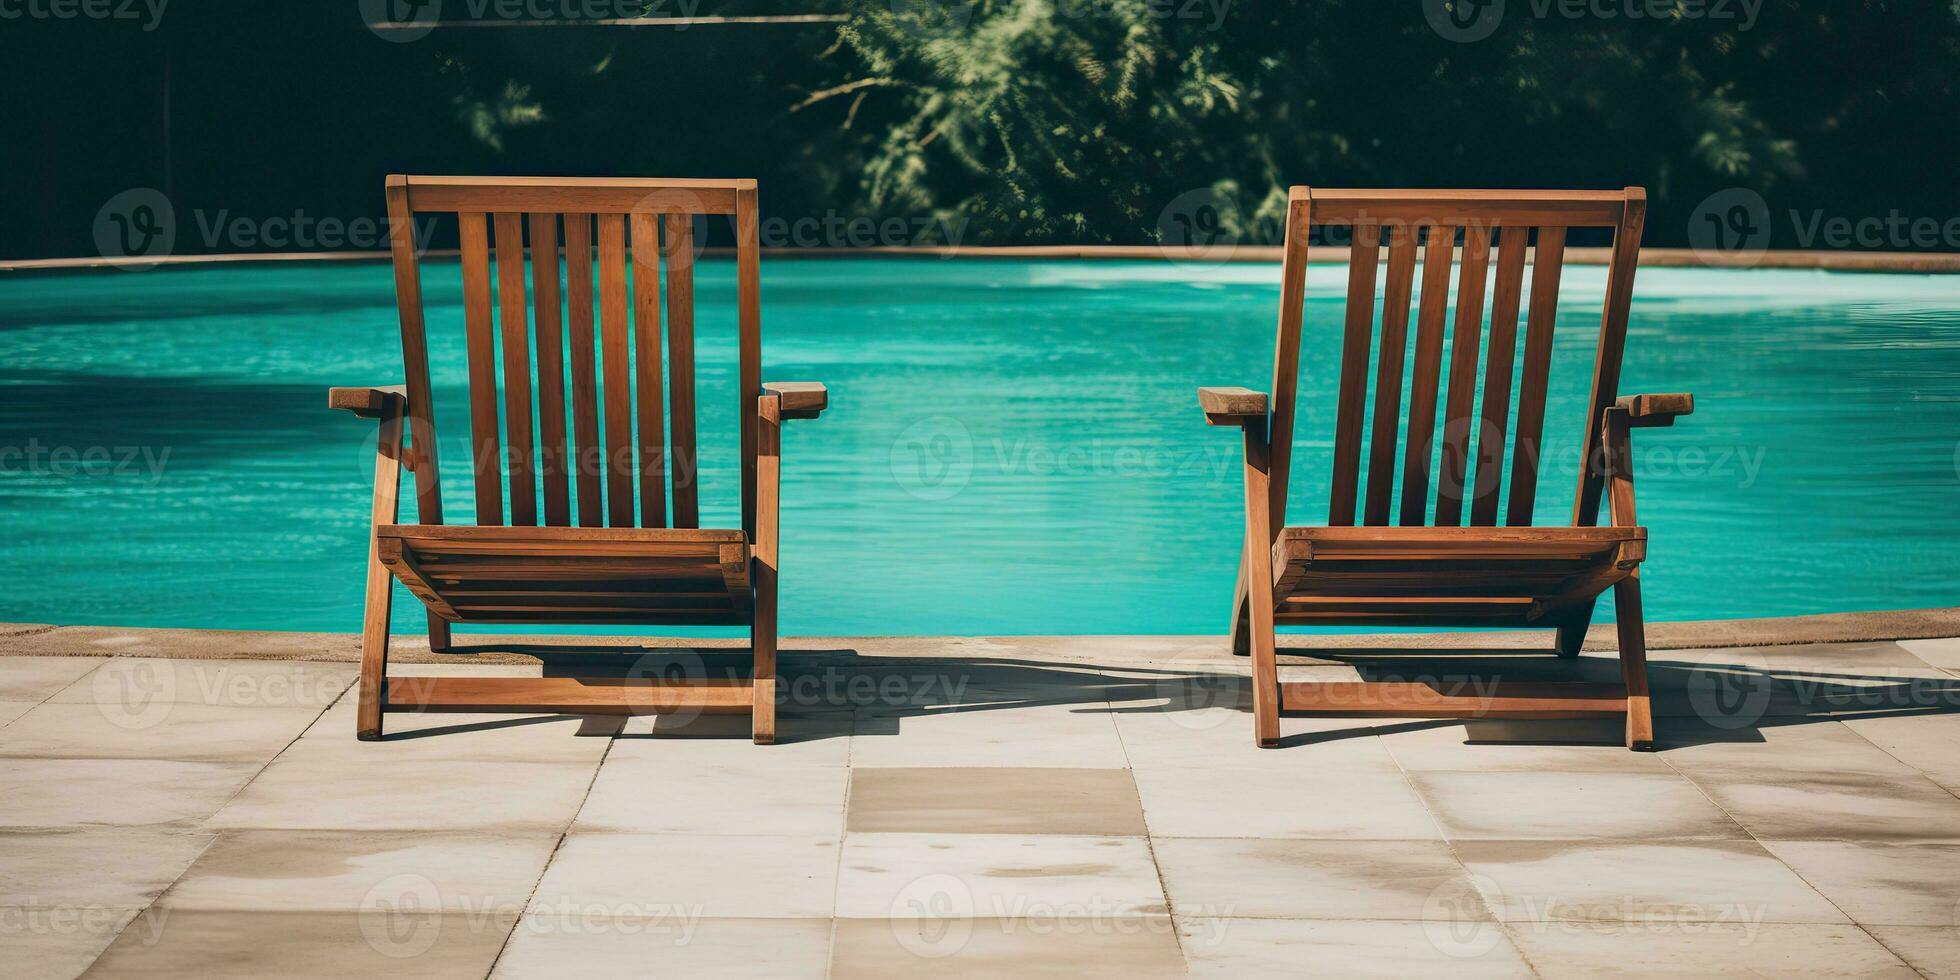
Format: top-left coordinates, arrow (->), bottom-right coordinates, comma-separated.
1199,386 -> 1268,426
763,381 -> 828,420
1614,392 -> 1693,428
329,385 -> 406,420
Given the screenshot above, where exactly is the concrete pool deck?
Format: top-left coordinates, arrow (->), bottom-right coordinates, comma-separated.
3,618 -> 1960,977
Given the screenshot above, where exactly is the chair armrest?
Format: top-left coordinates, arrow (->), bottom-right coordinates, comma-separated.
763,381 -> 828,420
328,385 -> 406,420
1199,387 -> 1268,427
1614,392 -> 1693,428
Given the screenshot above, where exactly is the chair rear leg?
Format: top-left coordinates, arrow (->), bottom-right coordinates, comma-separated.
1238,420 -> 1280,748
1229,553 -> 1252,657
426,616 -> 451,654
1612,576 -> 1655,751
1554,604 -> 1594,657
752,595 -> 778,746
356,540 -> 393,741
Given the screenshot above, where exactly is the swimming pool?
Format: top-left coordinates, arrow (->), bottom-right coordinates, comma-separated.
0,257 -> 1955,636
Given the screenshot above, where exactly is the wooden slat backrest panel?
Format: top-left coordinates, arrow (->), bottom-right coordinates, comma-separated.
629,213 -> 667,528
562,213 -> 602,528
1434,223 -> 1492,527
1266,188 -> 1642,534
528,212 -> 570,526
1362,224 -> 1418,526
663,214 -> 700,528
492,212 -> 537,526
1326,223 -> 1379,526
1470,227 -> 1529,526
384,176 -> 763,537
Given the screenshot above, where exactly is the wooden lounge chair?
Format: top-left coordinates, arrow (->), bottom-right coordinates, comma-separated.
331,176 -> 827,744
1200,187 -> 1691,750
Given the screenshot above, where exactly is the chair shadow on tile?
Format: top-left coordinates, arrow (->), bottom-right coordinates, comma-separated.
369,641 -> 1960,753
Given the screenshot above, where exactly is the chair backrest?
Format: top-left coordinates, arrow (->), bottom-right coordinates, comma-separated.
383,175 -> 764,536
1264,187 -> 1646,532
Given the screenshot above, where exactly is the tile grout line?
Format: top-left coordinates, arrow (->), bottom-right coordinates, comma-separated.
1378,722 -> 1548,980
1655,744 -> 1927,975
825,708 -> 855,980
482,721 -> 618,980
68,665 -> 356,975
1106,685 -> 1188,967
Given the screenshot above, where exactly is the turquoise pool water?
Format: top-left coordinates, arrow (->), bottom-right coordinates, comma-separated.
0,258 -> 1955,636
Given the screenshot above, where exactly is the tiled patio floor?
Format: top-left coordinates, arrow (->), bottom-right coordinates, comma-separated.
2,634 -> 1959,978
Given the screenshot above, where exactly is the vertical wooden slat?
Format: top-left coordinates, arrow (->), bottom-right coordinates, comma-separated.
735,183 -> 763,538
752,391 -> 781,745
458,211 -> 503,526
1363,224 -> 1418,525
1434,223 -> 1493,526
630,212 -> 668,528
1505,225 -> 1567,526
1398,224 -> 1455,526
1326,222 -> 1379,526
1572,189 -> 1647,527
382,176 -> 449,651
492,212 -> 537,526
562,214 -> 602,528
596,212 -> 635,527
1470,226 -> 1529,525
663,214 -> 700,528
529,212 -> 570,526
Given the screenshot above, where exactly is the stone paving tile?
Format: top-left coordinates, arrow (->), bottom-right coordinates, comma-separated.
48,658 -> 354,710
1898,637 -> 1960,669
1178,917 -> 1535,979
80,908 -> 514,979
576,763 -> 849,836
834,833 -> 1166,920
1864,926 -> 1960,979
0,702 -> 324,764
1379,719 -> 1676,773
492,916 -> 834,979
1839,712 -> 1960,791
0,829 -> 212,909
156,830 -> 558,914
1504,921 -> 1916,978
1454,839 -> 1848,925
1132,768 -> 1441,840
0,759 -> 259,829
1110,704 -> 1403,771
0,656 -> 105,701
287,701 -> 615,765
851,703 -> 1128,769
612,710 -> 853,766
845,767 -> 1145,836
1153,838 -> 1485,921
1760,841 -> 1960,925
2,906 -> 139,980
1679,767 -> 1960,843
1658,718 -> 1923,777
205,759 -> 596,833
0,700 -> 40,729
1411,771 -> 1750,842
530,834 -> 838,919
832,916 -> 1185,978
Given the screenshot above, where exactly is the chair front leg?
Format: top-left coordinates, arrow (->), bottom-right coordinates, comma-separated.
1241,418 -> 1281,748
751,393 -> 782,745
1601,405 -> 1654,750
357,410 -> 406,741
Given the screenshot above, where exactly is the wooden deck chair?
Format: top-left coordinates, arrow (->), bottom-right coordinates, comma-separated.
1200,187 -> 1692,750
330,176 -> 827,744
